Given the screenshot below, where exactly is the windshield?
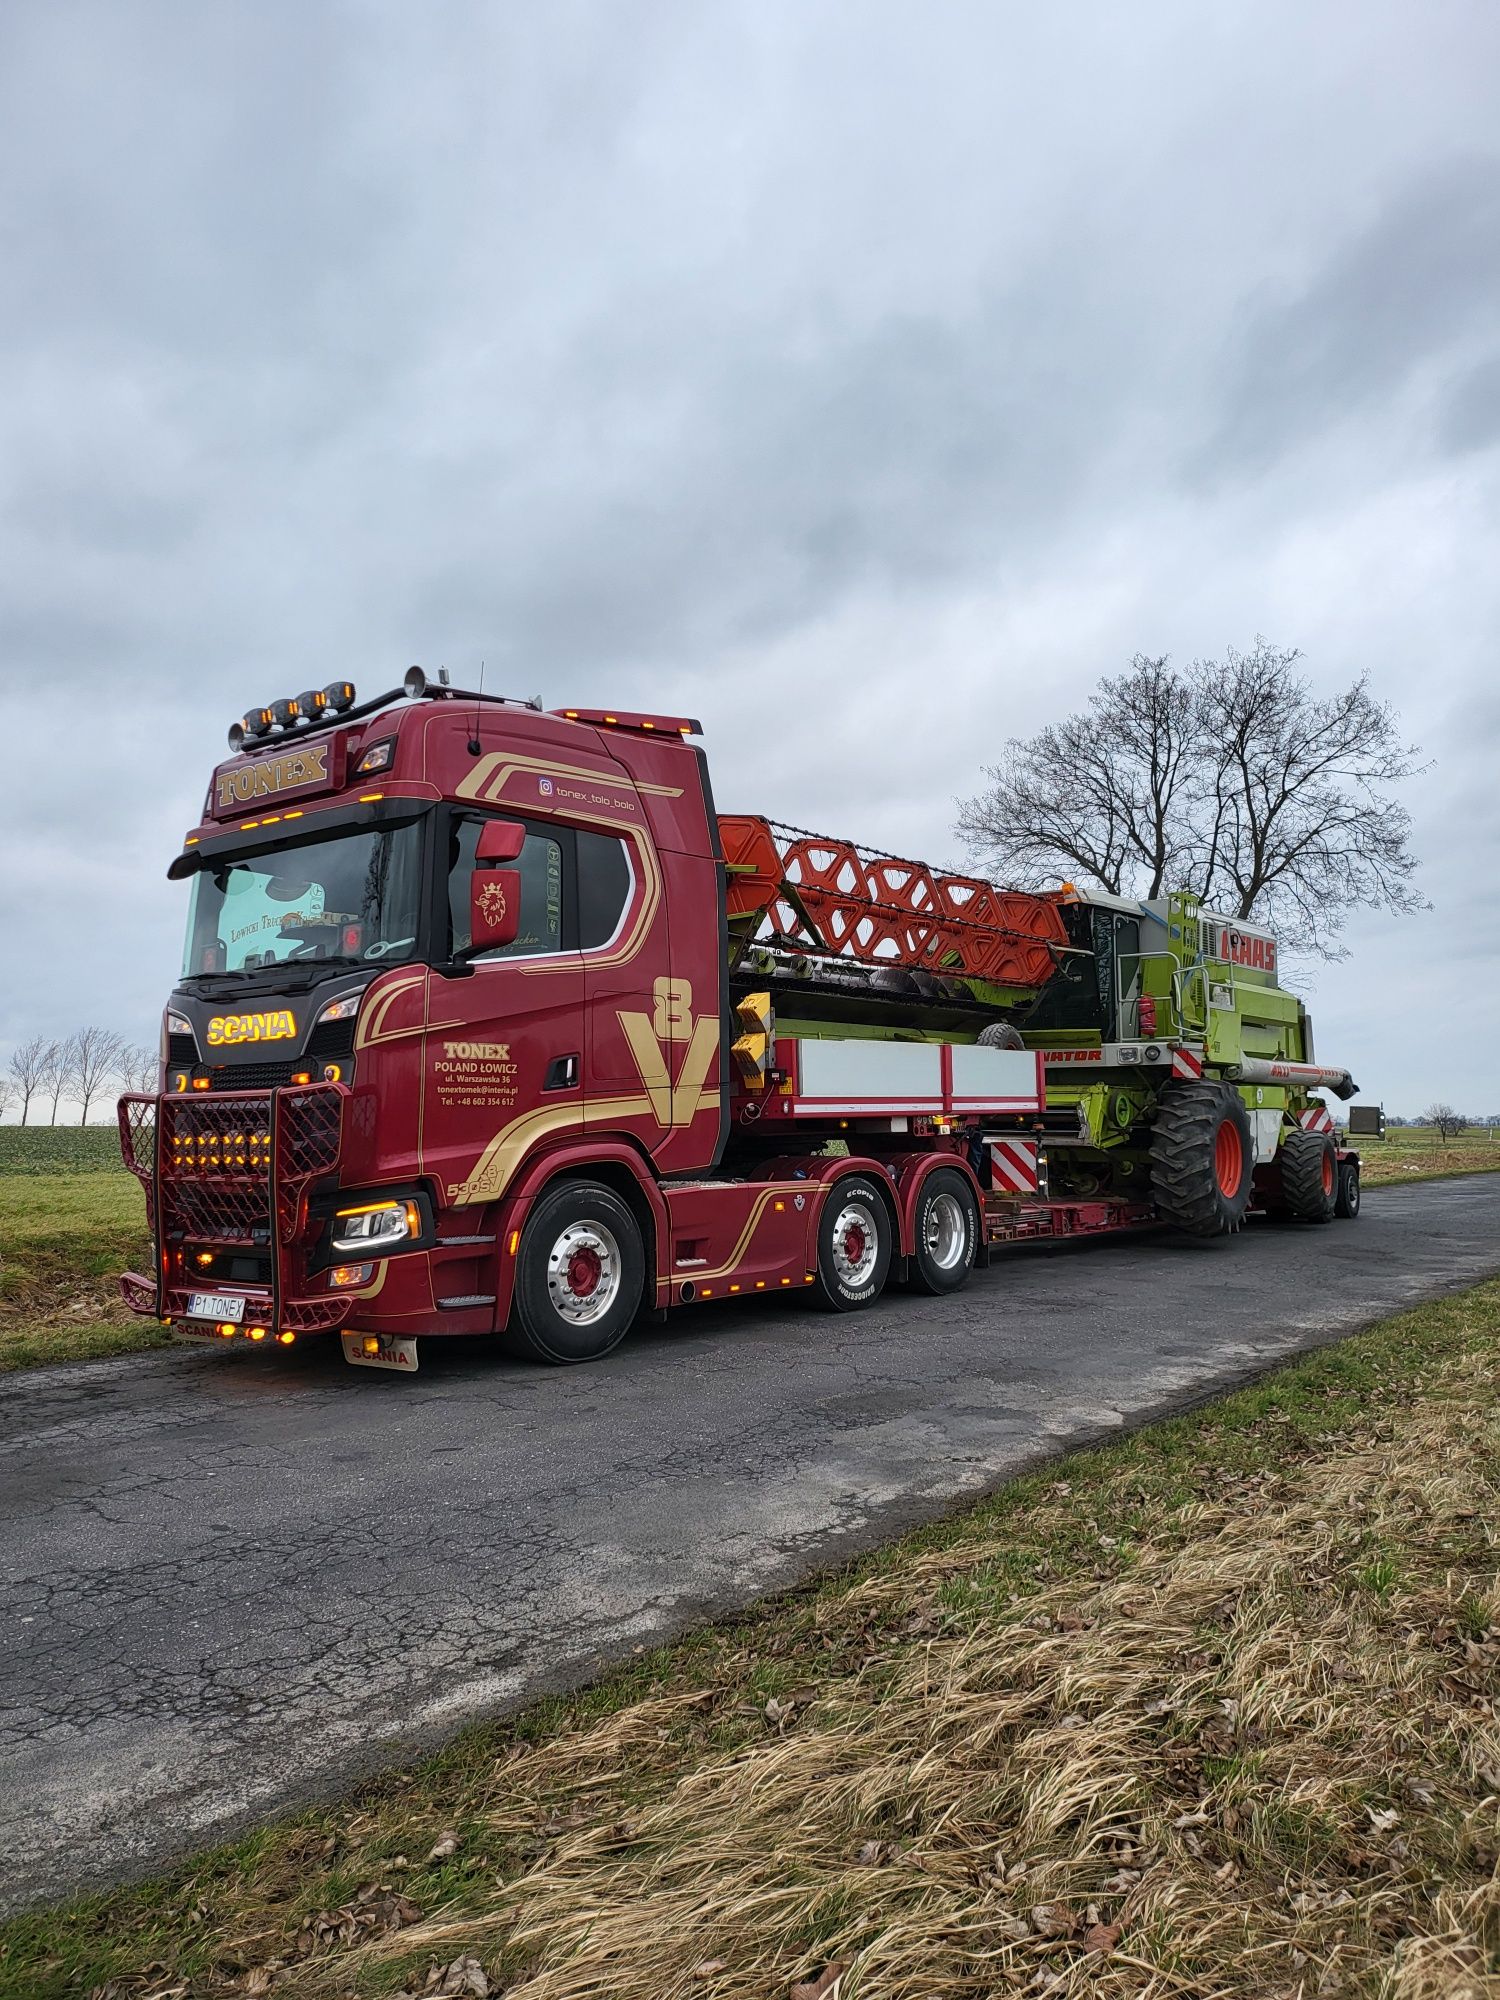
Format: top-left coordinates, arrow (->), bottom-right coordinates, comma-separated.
182,820 -> 424,975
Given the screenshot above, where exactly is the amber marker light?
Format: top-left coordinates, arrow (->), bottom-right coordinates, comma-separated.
358,792 -> 385,803
291,1071 -> 312,1085
248,1327 -> 266,1341
362,1335 -> 381,1356
277,1331 -> 295,1345
217,1322 -> 236,1336
195,1252 -> 213,1267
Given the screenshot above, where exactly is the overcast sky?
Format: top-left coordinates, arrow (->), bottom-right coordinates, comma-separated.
2,2 -> 1498,1116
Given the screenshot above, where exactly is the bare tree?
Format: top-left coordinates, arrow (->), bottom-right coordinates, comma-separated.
7,1035 -> 59,1126
61,1027 -> 126,1125
956,640 -> 1425,956
43,1039 -> 68,1126
0,1077 -> 13,1124
119,1044 -> 160,1095
1422,1103 -> 1466,1145
955,655 -> 1196,895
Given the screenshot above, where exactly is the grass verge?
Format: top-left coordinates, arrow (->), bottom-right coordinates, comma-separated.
1360,1128 -> 1500,1188
0,1172 -> 161,1370
7,1283 -> 1500,1999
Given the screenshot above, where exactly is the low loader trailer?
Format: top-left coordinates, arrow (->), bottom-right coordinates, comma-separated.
118,672 -> 1364,1371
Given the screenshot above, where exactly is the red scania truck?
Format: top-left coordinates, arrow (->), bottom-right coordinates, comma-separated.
118,671 -> 1361,1370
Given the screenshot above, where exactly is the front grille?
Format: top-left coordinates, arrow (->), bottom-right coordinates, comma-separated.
308,1018 -> 356,1062
167,1032 -> 196,1065
207,1020 -> 357,1090
209,1059 -> 307,1090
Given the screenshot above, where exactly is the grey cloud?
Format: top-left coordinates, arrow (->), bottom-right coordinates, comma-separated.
1203,153 -> 1500,472
1,1 -> 1499,1117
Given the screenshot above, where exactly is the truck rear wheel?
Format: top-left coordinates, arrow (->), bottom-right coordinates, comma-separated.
504,1180 -> 645,1363
908,1168 -> 980,1295
1335,1158 -> 1361,1219
1149,1083 -> 1254,1237
1280,1129 -> 1338,1223
813,1176 -> 892,1311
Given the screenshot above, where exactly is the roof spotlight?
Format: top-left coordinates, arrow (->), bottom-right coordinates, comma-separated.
243,707 -> 273,738
270,697 -> 299,728
403,666 -> 428,700
322,680 -> 356,711
296,688 -> 328,719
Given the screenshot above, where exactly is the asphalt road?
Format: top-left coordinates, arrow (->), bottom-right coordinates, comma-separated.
4,1175 -> 1500,1913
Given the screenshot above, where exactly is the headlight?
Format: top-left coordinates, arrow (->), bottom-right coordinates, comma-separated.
331,1199 -> 420,1256
166,1010 -> 192,1036
317,994 -> 361,1024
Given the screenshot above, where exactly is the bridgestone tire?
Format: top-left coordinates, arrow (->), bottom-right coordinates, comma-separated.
504,1181 -> 645,1363
813,1175 -> 892,1311
907,1168 -> 980,1296
1281,1129 -> 1338,1223
1149,1083 -> 1254,1237
1334,1160 -> 1361,1220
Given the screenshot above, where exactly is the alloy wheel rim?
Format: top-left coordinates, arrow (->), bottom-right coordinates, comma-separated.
830,1200 -> 880,1287
546,1220 -> 621,1326
924,1191 -> 967,1270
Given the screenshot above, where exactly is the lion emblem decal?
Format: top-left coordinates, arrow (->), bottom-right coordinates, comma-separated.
478,879 -> 509,927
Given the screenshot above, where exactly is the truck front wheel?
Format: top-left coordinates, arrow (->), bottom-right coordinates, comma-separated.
907,1168 -> 980,1294
504,1181 -> 645,1363
813,1176 -> 892,1311
1149,1083 -> 1255,1237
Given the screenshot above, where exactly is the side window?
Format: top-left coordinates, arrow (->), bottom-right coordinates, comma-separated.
576,829 -> 632,949
449,817 -> 565,959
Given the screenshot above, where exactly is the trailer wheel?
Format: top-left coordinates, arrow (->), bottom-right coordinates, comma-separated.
813,1176 -> 892,1311
1280,1129 -> 1338,1223
504,1180 -> 645,1363
908,1168 -> 980,1295
1148,1083 -> 1254,1237
1334,1159 -> 1361,1220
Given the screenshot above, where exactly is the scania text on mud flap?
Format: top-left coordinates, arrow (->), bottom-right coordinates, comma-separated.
118,670 -> 1366,1372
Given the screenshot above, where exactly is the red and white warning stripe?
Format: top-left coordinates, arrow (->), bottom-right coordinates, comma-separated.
989,1138 -> 1040,1194
1300,1103 -> 1335,1136
1170,1046 -> 1204,1080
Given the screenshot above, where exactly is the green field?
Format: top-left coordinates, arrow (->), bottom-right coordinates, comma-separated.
1359,1123 -> 1500,1186
0,1124 -> 127,1173
0,1171 -> 160,1369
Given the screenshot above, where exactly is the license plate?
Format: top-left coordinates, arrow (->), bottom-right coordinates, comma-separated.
188,1291 -> 245,1322
340,1332 -> 419,1373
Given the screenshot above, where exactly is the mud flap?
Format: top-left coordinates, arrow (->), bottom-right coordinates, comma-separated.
340,1332 -> 419,1372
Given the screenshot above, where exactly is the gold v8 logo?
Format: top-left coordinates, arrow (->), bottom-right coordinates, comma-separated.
618,977 -> 718,1128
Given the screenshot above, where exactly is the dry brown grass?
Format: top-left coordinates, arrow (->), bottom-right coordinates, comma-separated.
12,1287 -> 1500,2000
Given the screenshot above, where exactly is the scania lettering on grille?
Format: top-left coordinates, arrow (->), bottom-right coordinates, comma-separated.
205,1010 -> 297,1046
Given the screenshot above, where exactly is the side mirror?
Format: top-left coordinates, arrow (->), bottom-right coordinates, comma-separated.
476,819 -> 526,862
469,867 -> 521,952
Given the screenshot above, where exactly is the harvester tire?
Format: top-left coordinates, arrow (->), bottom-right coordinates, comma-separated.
1148,1083 -> 1254,1237
1280,1129 -> 1338,1223
504,1180 -> 645,1363
1334,1159 -> 1361,1219
907,1167 -> 980,1295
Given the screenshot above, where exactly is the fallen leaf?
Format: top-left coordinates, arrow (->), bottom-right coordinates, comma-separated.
790,1962 -> 846,2000
428,1830 -> 461,1861
1366,1807 -> 1400,1833
855,1840 -> 888,1866
692,1961 -> 727,1978
244,1972 -> 276,1997
423,1955 -> 490,1997
1083,1922 -> 1122,1955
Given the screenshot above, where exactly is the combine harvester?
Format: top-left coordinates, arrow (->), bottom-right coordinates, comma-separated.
119,675 -> 1362,1370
